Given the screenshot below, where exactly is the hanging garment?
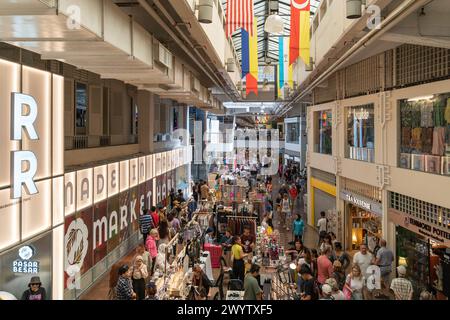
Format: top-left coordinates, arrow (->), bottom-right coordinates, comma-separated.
446,125 -> 450,155
422,127 -> 434,154
445,98 -> 450,124
421,102 -> 434,128
401,127 -> 412,151
432,127 -> 446,156
433,98 -> 446,127
400,101 -> 413,127
411,103 -> 422,128
411,127 -> 423,152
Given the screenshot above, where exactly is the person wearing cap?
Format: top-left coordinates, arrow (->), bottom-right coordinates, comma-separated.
320,284 -> 334,300
145,282 -> 158,300
131,255 -> 148,300
21,276 -> 46,300
390,265 -> 413,300
116,265 -> 136,300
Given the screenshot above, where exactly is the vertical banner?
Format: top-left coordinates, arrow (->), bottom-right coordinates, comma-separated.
107,195 -> 120,253
278,36 -> 285,96
290,0 -> 310,65
129,186 -> 140,233
93,201 -> 108,265
64,206 -> 93,289
146,179 -> 154,210
119,190 -> 130,242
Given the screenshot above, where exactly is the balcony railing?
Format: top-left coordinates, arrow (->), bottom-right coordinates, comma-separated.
65,135 -> 139,150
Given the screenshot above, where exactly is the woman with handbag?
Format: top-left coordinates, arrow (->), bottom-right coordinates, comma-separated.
344,264 -> 365,300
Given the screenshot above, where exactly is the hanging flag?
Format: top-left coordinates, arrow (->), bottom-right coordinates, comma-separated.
287,38 -> 294,88
290,0 -> 310,65
241,28 -> 250,78
278,36 -> 285,93
246,18 -> 258,95
226,0 -> 254,38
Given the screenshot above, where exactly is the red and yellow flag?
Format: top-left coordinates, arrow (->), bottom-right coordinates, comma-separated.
289,0 -> 310,66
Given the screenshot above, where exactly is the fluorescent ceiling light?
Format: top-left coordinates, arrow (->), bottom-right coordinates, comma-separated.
407,95 -> 434,102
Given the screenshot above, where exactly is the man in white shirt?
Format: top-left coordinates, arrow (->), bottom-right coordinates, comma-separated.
317,211 -> 328,244
353,244 -> 373,276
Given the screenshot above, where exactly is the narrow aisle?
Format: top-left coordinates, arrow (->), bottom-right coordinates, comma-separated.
270,175 -> 318,250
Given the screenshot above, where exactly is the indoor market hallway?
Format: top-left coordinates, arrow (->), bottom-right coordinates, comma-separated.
270,175 -> 318,250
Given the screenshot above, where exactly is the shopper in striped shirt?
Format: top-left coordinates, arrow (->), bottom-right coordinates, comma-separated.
139,208 -> 154,245
390,265 -> 413,300
116,265 -> 136,300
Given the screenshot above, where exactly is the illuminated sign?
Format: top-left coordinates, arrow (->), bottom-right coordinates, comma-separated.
352,108 -> 370,120
340,190 -> 383,215
11,93 -> 39,199
12,245 -> 40,274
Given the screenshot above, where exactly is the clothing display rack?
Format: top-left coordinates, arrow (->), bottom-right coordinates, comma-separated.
225,216 -> 257,237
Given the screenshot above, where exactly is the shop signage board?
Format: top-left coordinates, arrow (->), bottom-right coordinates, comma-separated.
389,209 -> 450,246
340,190 -> 382,215
0,59 -> 64,253
12,245 -> 40,274
62,147 -> 189,292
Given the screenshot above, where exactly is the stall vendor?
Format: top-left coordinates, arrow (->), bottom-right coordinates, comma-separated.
241,226 -> 256,254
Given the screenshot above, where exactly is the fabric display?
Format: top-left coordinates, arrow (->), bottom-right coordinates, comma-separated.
411,127 -> 423,151
445,98 -> 450,123
400,95 -> 450,174
421,102 -> 434,127
401,127 -> 412,152
226,217 -> 257,237
411,103 -> 421,128
421,127 -> 433,154
432,127 -> 446,156
433,97 -> 447,127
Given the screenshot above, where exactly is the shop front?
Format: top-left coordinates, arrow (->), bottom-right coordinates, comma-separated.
308,168 -> 337,228
340,178 -> 383,253
389,192 -> 450,300
0,231 -> 53,300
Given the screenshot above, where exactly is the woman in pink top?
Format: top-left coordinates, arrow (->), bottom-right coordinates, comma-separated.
317,245 -> 334,285
146,229 -> 159,275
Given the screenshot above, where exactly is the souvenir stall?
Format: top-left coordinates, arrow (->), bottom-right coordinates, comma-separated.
251,226 -> 299,300
153,214 -> 215,300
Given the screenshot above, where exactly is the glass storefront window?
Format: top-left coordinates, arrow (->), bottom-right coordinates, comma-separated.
314,110 -> 332,155
286,122 -> 300,144
399,94 -> 450,176
346,104 -> 375,163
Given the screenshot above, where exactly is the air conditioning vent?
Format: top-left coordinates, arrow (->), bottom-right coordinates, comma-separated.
191,74 -> 201,93
154,42 -> 173,69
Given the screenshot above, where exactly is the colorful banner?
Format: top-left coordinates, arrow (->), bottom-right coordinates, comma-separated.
242,17 -> 258,95
241,29 -> 249,79
290,0 -> 310,65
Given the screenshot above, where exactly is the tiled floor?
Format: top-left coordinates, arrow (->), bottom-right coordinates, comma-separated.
80,249 -> 138,300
